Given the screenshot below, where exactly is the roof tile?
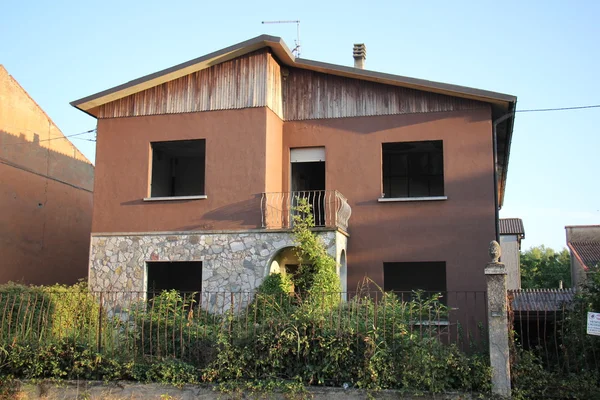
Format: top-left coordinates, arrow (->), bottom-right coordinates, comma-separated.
509,288 -> 575,312
499,218 -> 525,236
569,241 -> 600,269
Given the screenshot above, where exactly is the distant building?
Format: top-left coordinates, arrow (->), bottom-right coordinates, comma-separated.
499,218 -> 525,290
0,65 -> 94,285
566,225 -> 600,287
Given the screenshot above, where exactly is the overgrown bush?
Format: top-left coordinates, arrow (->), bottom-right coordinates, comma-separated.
510,270 -> 600,398
289,197 -> 341,313
511,349 -> 600,399
0,282 -> 101,346
127,290 -> 217,368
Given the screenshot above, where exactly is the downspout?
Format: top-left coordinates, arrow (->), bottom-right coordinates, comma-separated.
492,112 -> 514,243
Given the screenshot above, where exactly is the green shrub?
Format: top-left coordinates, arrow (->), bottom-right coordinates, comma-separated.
0,282 -> 101,347
127,358 -> 199,386
291,198 -> 341,312
511,349 -> 600,399
128,290 -> 217,367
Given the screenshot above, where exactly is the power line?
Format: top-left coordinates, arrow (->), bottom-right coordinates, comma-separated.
516,104 -> 600,113
0,103 -> 598,148
0,156 -> 93,193
1,128 -> 96,147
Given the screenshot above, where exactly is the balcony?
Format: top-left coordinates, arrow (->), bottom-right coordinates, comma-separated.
261,190 -> 351,232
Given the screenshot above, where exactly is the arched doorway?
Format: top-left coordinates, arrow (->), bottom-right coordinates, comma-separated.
266,246 -> 302,279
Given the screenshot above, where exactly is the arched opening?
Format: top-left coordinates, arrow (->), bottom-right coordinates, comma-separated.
267,246 -> 302,280
340,250 -> 347,301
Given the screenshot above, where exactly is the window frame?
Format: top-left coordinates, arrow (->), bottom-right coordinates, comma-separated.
144,139 -> 207,201
380,140 -> 446,202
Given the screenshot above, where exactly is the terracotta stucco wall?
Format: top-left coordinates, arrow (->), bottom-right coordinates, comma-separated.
92,108 -> 270,233
283,109 -> 495,292
265,108 -> 283,194
93,106 -> 495,292
0,66 -> 94,284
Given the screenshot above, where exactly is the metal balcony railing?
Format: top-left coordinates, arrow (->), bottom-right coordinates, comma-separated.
261,190 -> 351,232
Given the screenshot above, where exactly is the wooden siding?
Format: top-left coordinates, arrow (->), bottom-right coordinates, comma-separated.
97,50 -> 275,119
282,69 -> 488,121
265,54 -> 283,118
97,52 -> 487,121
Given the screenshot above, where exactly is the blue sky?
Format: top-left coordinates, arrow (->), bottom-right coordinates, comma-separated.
2,0 -> 599,250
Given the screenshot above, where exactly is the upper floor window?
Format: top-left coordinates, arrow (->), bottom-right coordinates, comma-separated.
150,139 -> 205,198
382,140 -> 444,198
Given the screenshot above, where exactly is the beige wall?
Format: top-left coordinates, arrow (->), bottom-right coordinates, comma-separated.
0,66 -> 94,284
500,234 -> 521,290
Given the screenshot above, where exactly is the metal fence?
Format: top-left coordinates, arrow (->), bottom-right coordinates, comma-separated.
509,289 -> 600,373
0,289 -> 487,361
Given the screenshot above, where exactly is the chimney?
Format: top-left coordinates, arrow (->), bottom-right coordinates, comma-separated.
353,43 -> 366,69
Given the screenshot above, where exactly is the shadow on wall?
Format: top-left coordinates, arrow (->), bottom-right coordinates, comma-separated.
0,130 -> 94,191
287,109 -> 491,136
0,129 -> 94,285
176,195 -> 263,231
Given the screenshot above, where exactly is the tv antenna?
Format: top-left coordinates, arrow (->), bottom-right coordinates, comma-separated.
261,20 -> 301,57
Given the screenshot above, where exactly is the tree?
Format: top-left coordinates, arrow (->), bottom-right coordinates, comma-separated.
520,245 -> 571,289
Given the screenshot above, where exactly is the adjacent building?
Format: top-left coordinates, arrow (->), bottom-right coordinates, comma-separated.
0,65 -> 94,285
70,35 -> 517,301
566,225 -> 600,287
499,218 -> 525,290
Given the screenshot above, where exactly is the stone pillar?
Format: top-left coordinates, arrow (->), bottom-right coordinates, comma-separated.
485,240 -> 511,398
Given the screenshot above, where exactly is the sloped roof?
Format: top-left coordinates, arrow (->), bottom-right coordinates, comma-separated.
71,35 -> 516,113
499,218 -> 525,238
568,242 -> 600,270
509,288 -> 575,312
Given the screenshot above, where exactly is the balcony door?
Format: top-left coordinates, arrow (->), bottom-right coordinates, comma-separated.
290,147 -> 326,226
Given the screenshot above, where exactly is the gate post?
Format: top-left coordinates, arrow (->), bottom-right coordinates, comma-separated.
485,240 -> 511,398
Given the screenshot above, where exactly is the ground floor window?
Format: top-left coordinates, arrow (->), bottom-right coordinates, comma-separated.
383,261 -> 446,301
146,261 -> 202,301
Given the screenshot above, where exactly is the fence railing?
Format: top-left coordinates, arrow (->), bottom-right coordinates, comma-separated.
0,289 -> 487,361
508,288 -> 599,373
261,190 -> 351,232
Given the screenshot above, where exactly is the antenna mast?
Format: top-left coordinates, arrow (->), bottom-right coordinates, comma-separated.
261,20 -> 301,57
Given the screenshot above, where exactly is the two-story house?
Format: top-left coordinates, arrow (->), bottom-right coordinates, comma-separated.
71,35 -> 516,303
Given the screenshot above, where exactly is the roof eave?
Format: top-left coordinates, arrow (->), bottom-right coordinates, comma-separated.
498,101 -> 517,208
70,35 -> 295,114
70,34 -> 516,117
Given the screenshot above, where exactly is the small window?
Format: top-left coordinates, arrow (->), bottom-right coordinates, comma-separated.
383,261 -> 446,302
382,141 -> 443,198
150,139 -> 205,197
147,261 -> 202,300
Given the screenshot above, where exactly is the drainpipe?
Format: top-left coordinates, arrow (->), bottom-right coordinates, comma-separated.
492,112 -> 514,243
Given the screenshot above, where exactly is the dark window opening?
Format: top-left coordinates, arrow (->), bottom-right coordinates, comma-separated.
382,141 -> 444,198
146,261 -> 202,301
383,261 -> 447,303
291,161 -> 326,226
150,139 -> 205,197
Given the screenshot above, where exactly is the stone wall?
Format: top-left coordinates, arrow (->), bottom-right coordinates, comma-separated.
90,230 -> 341,304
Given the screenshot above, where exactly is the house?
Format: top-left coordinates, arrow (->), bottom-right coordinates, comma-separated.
70,35 -> 516,304
499,218 -> 525,290
566,225 -> 600,287
0,65 -> 94,285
